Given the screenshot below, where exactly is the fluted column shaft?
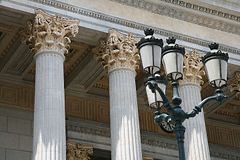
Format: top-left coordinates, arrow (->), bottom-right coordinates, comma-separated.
179,51 -> 210,160
109,69 -> 142,160
94,30 -> 142,160
27,10 -> 79,160
33,51 -> 65,160
179,83 -> 210,160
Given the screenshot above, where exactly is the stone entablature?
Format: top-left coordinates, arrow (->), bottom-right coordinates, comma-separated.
111,0 -> 240,23
111,0 -> 240,35
3,0 -> 240,56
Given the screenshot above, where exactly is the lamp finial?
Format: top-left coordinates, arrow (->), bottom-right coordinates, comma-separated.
144,28 -> 154,36
166,37 -> 176,44
209,43 -> 219,50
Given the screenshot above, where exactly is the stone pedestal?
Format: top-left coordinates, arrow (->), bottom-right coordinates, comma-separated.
179,51 -> 210,160
95,30 -> 142,160
27,10 -> 79,160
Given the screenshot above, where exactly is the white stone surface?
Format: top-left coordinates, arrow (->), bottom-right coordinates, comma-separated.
179,82 -> 210,160
33,51 -> 66,160
109,69 -> 142,160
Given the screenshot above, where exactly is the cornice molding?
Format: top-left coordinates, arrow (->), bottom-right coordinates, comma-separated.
24,0 -> 240,55
110,0 -> 240,35
112,0 -> 240,22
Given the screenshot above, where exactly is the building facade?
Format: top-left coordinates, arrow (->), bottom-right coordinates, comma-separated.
0,0 -> 239,159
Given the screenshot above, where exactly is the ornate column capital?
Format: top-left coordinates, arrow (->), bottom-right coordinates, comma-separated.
67,143 -> 93,160
27,9 -> 79,55
94,30 -> 140,73
181,50 -> 205,86
228,71 -> 240,100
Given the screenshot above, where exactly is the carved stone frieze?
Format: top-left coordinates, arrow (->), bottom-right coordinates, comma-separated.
67,143 -> 93,160
181,50 -> 205,85
110,0 -> 240,35
228,71 -> 240,100
111,0 -> 240,22
94,30 -> 140,72
66,96 -> 110,124
25,0 -> 240,54
27,9 -> 79,54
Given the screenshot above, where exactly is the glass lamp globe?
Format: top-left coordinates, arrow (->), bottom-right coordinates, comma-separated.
161,37 -> 185,81
202,43 -> 229,88
145,74 -> 167,109
137,29 -> 163,75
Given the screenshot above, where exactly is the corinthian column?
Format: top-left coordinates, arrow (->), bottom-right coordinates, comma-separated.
95,30 -> 142,160
179,50 -> 210,160
27,10 -> 79,160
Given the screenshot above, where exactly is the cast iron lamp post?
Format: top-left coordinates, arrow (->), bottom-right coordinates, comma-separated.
137,29 -> 229,160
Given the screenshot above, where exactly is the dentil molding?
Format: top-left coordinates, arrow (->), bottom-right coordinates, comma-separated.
110,0 -> 240,35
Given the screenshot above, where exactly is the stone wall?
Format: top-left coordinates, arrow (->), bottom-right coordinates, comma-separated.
0,106 -> 33,160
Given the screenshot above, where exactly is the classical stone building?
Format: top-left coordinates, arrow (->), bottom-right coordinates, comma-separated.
0,0 -> 239,160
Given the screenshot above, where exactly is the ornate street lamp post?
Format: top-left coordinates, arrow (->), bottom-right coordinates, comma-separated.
137,29 -> 229,160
